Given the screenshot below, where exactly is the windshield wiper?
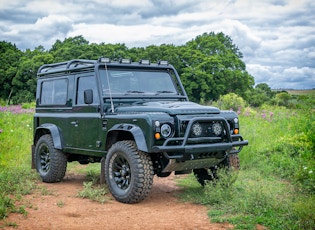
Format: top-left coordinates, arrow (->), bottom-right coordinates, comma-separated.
155,90 -> 175,94
125,90 -> 145,94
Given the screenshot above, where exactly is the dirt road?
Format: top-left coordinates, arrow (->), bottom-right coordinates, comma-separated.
1,172 -> 233,230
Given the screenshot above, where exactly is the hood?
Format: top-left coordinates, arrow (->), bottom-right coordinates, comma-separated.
115,101 -> 220,115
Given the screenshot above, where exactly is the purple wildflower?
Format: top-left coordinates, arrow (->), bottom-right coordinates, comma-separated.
244,108 -> 250,116
0,105 -> 34,114
269,112 -> 274,118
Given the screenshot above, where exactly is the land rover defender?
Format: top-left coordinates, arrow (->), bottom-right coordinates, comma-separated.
32,57 -> 248,203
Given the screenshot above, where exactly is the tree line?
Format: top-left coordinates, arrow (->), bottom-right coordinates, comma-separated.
1,32 -> 275,106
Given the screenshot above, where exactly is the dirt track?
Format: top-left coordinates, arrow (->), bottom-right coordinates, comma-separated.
1,171 -> 233,230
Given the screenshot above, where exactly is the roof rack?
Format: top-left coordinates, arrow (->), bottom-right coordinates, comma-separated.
37,59 -> 96,75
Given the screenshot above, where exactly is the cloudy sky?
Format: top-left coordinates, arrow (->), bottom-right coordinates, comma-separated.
1,0 -> 314,89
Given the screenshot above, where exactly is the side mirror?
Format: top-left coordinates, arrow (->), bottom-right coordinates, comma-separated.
84,89 -> 93,104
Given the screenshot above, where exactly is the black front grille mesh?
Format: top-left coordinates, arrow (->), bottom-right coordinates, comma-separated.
179,119 -> 231,144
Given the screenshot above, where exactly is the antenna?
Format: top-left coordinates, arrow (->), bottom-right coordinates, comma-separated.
104,61 -> 115,113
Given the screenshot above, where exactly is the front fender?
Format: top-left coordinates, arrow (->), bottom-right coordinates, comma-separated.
34,123 -> 64,150
107,124 -> 148,152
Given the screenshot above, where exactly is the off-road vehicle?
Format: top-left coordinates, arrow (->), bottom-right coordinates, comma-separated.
32,57 -> 248,203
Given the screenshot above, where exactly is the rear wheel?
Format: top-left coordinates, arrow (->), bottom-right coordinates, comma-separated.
35,134 -> 67,183
227,154 -> 240,170
105,140 -> 154,203
193,167 -> 217,186
193,154 -> 240,186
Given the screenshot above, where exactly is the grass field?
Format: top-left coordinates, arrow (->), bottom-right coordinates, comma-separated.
286,89 -> 315,96
0,102 -> 314,229
178,105 -> 315,229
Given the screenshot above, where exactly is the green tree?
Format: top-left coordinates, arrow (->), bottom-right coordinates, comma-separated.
0,41 -> 23,102
1,32 -> 258,104
97,43 -> 129,60
255,83 -> 275,98
50,36 -> 92,62
179,32 -> 254,102
247,83 -> 275,107
142,44 -> 182,69
11,47 -> 53,103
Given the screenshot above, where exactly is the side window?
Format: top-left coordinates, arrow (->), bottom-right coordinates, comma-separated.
40,79 -> 68,105
76,76 -> 99,104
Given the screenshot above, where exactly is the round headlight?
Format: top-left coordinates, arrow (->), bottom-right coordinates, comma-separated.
212,122 -> 223,136
161,123 -> 172,138
192,122 -> 202,136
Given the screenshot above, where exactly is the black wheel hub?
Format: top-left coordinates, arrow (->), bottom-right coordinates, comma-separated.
39,145 -> 50,173
113,156 -> 131,190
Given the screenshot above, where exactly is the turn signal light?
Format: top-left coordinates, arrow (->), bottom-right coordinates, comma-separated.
155,133 -> 161,139
234,129 -> 239,134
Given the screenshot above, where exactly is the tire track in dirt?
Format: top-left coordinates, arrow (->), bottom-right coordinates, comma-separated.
1,172 -> 232,230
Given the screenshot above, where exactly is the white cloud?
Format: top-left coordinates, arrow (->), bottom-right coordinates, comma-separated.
247,64 -> 315,89
68,23 -> 183,47
0,0 -> 314,89
108,0 -> 152,8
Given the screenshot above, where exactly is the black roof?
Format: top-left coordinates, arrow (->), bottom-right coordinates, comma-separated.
37,58 -> 172,77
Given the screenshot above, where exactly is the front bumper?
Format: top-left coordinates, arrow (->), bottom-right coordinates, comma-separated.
152,135 -> 248,173
152,117 -> 248,162
152,134 -> 248,158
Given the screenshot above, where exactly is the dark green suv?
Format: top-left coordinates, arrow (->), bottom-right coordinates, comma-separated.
32,57 -> 248,203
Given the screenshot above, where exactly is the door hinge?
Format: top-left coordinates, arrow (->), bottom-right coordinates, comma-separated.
102,119 -> 108,130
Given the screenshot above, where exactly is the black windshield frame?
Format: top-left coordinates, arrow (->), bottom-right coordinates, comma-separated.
98,67 -> 185,98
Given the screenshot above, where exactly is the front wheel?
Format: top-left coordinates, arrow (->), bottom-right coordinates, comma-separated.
35,134 -> 67,183
105,140 -> 154,203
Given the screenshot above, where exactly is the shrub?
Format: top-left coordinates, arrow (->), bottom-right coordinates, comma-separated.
214,93 -> 246,111
11,90 -> 34,104
275,92 -> 291,106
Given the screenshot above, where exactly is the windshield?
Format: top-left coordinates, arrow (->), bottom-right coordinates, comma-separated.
99,69 -> 178,96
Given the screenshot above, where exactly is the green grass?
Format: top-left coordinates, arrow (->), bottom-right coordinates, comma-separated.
286,89 -> 315,96
1,102 -> 314,229
0,110 -> 37,220
77,181 -> 109,204
76,169 -> 109,203
0,111 -> 33,168
178,105 -> 315,230
0,109 -> 109,219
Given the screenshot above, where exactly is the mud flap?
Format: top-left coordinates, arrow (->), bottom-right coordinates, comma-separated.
31,145 -> 35,169
100,157 -> 106,184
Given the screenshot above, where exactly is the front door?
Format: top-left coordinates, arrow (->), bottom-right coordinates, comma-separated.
69,73 -> 103,155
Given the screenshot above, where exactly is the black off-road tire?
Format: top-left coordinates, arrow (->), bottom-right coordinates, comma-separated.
227,154 -> 240,170
194,154 -> 240,186
105,140 -> 154,203
193,167 -> 216,187
35,134 -> 67,183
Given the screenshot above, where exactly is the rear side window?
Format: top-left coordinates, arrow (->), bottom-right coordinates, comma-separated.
40,79 -> 68,105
